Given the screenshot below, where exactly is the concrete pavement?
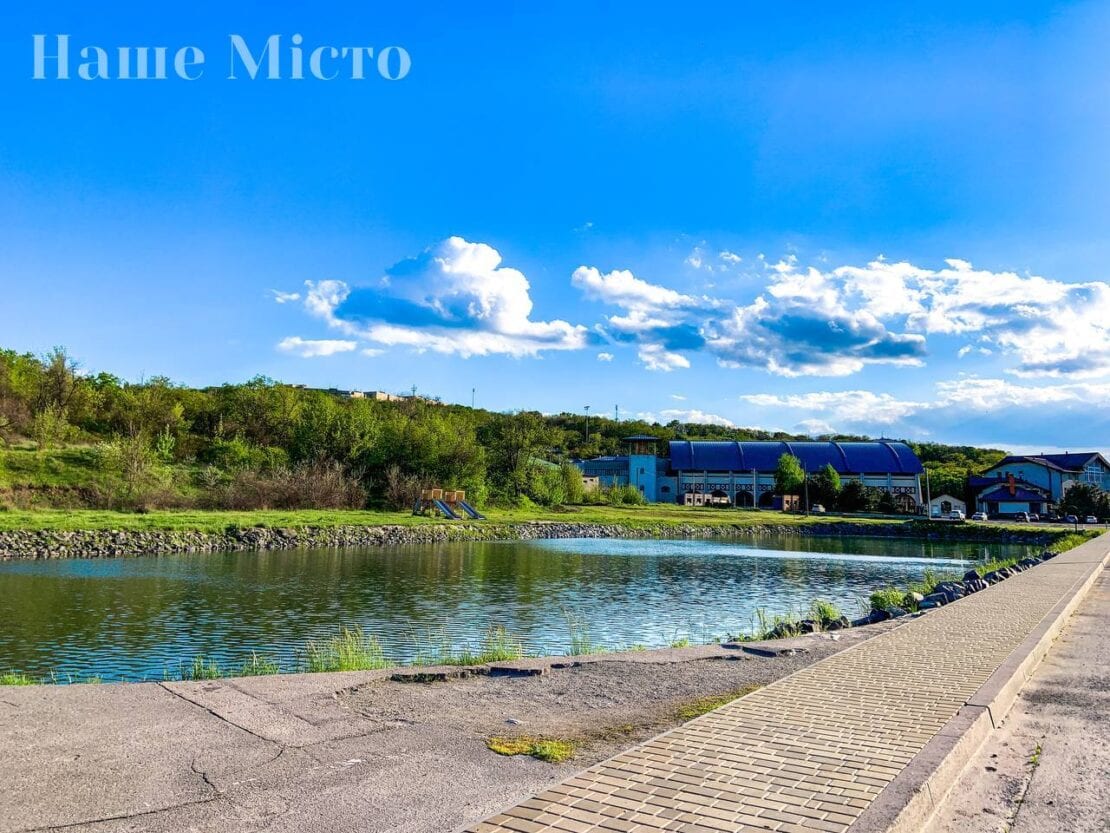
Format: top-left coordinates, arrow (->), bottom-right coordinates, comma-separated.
470,534 -> 1109,833
925,567 -> 1110,833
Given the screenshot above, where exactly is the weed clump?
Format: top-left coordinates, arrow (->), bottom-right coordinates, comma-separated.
487,736 -> 576,763
305,627 -> 390,673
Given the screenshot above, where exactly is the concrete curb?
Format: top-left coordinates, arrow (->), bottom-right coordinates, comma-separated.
848,532 -> 1110,833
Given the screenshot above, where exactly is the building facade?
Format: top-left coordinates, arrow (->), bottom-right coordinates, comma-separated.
577,438 -> 925,510
972,452 -> 1110,516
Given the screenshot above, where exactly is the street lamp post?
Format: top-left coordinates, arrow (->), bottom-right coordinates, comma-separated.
584,405 -> 590,444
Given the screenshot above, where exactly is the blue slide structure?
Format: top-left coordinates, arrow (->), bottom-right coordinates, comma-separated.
457,500 -> 486,520
433,499 -> 461,519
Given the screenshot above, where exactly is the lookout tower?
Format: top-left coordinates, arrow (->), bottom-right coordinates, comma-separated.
624,434 -> 659,500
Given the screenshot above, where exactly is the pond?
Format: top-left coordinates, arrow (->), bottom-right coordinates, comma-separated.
0,535 -> 1033,681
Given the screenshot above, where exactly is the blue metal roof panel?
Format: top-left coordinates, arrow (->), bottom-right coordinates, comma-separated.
668,440 -> 923,474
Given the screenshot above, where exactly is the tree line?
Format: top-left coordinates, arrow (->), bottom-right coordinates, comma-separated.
0,346 -> 1009,512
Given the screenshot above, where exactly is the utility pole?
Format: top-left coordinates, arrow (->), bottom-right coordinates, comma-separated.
584,405 -> 591,443
615,404 -> 619,423
924,469 -> 932,520
471,387 -> 476,409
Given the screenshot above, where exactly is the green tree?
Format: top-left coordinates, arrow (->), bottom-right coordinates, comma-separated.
809,463 -> 842,509
774,454 -> 805,497
560,461 -> 585,505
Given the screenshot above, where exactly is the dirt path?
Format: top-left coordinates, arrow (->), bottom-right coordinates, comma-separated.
0,626 -> 893,833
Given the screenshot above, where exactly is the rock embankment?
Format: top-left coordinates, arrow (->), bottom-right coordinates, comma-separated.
0,519 -> 1055,560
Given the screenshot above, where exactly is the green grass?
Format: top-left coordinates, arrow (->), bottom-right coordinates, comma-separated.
180,655 -> 222,680
0,672 -> 35,685
669,636 -> 692,648
304,626 -> 390,673
0,445 -> 104,489
487,736 -> 576,764
674,685 -> 762,721
413,625 -> 524,666
239,653 -> 281,677
0,503 -> 904,533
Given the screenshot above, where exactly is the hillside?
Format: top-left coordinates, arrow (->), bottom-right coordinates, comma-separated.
1,347 -> 1006,512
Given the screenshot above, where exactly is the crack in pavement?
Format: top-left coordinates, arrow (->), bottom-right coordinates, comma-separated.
18,797 -> 222,833
156,682 -> 284,747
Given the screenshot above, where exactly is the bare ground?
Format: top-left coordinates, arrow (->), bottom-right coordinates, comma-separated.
0,624 -> 895,833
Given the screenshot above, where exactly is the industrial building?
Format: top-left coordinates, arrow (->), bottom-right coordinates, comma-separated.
577,437 -> 925,510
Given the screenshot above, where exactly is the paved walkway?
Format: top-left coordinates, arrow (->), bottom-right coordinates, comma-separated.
925,567 -> 1110,833
470,536 -> 1110,833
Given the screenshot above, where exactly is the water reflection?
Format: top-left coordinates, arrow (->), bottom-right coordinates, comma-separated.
0,535 -> 1031,681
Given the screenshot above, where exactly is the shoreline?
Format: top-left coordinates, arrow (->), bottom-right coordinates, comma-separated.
0,516 -> 1065,559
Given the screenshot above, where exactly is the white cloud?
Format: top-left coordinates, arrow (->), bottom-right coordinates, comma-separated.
742,377 -> 1110,430
719,251 -> 742,265
573,253 -> 1110,378
742,390 -> 925,425
831,258 -> 1110,377
597,352 -> 614,362
572,266 -> 699,311
277,336 -> 358,358
638,344 -> 691,372
303,238 -> 587,358
270,290 -> 301,304
670,393 -> 687,401
638,408 -> 735,427
360,347 -> 385,357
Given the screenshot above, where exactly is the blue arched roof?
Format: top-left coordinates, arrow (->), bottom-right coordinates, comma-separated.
667,440 -> 923,475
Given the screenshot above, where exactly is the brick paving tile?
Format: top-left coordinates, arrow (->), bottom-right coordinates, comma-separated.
467,544 -> 1103,833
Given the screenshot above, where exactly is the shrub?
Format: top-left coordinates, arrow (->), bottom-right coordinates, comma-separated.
206,460 -> 366,510
869,587 -> 904,613
607,484 -> 647,506
810,599 -> 842,626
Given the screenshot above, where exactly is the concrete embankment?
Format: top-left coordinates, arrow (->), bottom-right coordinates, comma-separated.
0,520 -> 1056,559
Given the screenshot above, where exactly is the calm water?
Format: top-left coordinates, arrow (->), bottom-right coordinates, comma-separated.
0,536 -> 1033,681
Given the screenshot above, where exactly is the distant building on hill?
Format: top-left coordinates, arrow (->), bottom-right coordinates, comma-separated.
576,437 -> 924,510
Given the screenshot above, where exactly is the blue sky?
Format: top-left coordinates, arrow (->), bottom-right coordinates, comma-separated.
2,1 -> 1108,453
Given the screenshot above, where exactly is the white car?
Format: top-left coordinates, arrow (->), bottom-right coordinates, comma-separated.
971,511 -> 988,521
948,510 -> 965,520
1085,515 -> 1099,524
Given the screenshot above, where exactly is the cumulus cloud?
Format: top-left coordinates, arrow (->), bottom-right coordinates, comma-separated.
301,238 -> 588,358
638,344 -> 691,372
597,352 -> 614,362
742,378 -> 1110,433
276,336 -> 357,358
638,408 -> 735,427
572,253 -> 1109,378
271,290 -> 301,304
719,251 -> 742,265
832,258 -> 1110,378
574,261 -> 924,376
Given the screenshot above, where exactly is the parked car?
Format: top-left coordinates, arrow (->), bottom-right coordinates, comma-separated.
948,510 -> 965,520
971,511 -> 988,521
1065,514 -> 1079,524
1085,515 -> 1098,524
811,504 -> 826,514
1014,512 -> 1030,522
1028,513 -> 1039,522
